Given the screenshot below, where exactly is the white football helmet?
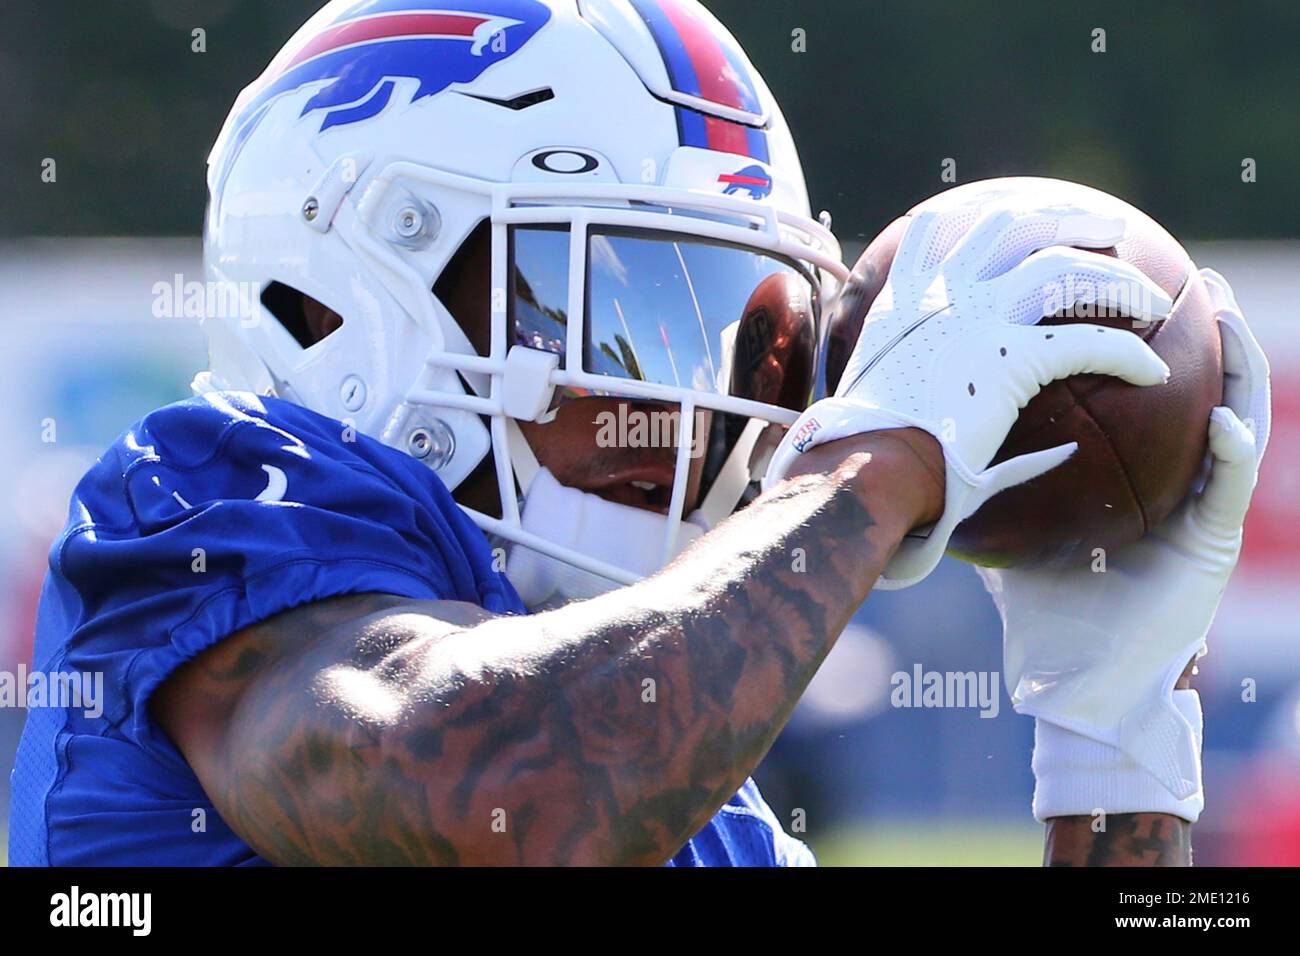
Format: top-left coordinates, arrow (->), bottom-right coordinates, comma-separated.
201,0 -> 846,606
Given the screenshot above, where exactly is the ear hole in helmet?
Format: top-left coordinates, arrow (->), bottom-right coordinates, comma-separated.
261,282 -> 344,348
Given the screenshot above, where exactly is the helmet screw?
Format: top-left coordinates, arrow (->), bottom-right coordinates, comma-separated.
395,206 -> 424,239
340,375 -> 367,411
407,419 -> 455,470
302,197 -> 320,223
407,428 -> 433,458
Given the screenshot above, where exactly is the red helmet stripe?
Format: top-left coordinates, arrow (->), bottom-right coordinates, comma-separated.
702,113 -> 750,155
283,13 -> 492,72
656,0 -> 747,112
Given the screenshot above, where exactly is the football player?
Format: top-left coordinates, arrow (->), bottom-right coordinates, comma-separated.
8,0 -> 1268,866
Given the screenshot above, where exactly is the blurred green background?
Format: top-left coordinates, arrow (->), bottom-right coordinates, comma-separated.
1,0 -> 1296,240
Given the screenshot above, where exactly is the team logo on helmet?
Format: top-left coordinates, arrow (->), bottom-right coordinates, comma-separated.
717,164 -> 773,200
214,1 -> 551,192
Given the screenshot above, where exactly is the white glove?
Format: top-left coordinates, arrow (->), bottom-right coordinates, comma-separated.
979,268 -> 1271,822
766,193 -> 1173,588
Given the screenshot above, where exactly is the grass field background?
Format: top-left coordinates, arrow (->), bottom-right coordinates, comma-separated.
0,820 -> 1041,867
811,820 -> 1043,866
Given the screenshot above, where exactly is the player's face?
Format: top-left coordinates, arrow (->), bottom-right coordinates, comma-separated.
434,223 -> 790,520
517,398 -> 711,515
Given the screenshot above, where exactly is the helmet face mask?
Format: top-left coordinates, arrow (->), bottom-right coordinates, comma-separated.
202,0 -> 847,602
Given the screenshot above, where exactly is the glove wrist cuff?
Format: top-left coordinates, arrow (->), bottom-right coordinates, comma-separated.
1031,690 -> 1204,824
761,396 -> 971,590
762,397 -> 930,493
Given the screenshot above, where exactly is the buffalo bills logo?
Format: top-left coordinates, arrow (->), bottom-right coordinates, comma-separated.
214,1 -> 550,193
717,165 -> 773,200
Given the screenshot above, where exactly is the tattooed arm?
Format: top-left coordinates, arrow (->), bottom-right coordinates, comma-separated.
1042,659 -> 1199,866
1043,815 -> 1192,866
153,428 -> 944,866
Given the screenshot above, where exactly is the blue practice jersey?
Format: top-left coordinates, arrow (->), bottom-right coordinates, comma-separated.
9,391 -> 812,867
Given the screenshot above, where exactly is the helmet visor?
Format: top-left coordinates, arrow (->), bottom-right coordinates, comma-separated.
511,225 -> 819,411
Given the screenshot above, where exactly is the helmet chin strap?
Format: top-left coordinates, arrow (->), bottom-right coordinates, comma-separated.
505,417 -> 542,499
499,417 -> 766,610
505,466 -> 707,609
500,419 -> 705,609
694,416 -> 768,529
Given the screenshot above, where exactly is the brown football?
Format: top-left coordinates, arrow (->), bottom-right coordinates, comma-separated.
823,178 -> 1223,567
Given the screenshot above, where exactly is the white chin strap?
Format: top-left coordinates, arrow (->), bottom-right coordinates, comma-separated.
505,467 -> 708,609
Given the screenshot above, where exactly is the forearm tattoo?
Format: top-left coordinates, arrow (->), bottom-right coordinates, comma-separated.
1044,813 -> 1193,866
168,459 -> 908,866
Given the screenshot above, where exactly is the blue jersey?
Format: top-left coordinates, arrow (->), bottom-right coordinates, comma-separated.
9,391 -> 812,867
